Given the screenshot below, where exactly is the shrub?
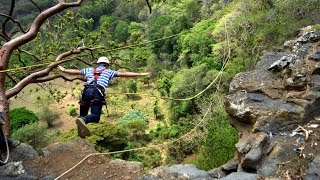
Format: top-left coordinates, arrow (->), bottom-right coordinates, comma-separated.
38,107 -> 59,127
127,147 -> 161,169
120,119 -> 148,141
119,109 -> 148,123
86,121 -> 129,153
12,122 -> 59,151
68,104 -> 78,117
9,107 -> 39,133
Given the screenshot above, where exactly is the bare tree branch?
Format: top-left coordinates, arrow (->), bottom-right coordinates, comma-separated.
146,0 -> 152,13
30,0 -> 42,13
17,49 -> 26,66
5,72 -> 17,85
1,0 -> 15,39
0,33 -> 10,41
0,13 -> 27,34
6,0 -> 84,50
18,48 -> 42,62
34,74 -> 85,83
5,46 -> 99,98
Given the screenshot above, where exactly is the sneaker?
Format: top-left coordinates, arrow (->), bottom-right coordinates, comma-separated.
75,118 -> 91,138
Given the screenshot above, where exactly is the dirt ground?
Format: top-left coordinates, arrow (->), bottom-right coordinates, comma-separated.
23,138 -> 144,179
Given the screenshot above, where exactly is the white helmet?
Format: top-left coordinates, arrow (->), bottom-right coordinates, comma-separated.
97,56 -> 110,64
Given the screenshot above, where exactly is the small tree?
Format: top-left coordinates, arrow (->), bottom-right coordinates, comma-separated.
38,107 -> 59,127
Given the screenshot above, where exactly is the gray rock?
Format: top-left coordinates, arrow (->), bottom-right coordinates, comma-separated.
147,164 -> 212,180
221,172 -> 260,180
42,138 -> 96,157
259,142 -> 296,176
268,55 -> 296,71
222,160 -> 238,171
5,144 -> 38,162
110,159 -> 144,173
208,167 -> 227,179
0,161 -> 36,179
309,51 -> 320,61
256,52 -> 288,70
305,156 -> 320,180
226,92 -> 305,133
297,31 -> 320,43
228,69 -> 283,98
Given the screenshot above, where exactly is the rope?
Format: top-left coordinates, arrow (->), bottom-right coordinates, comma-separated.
54,101 -> 213,180
0,123 -> 10,164
107,69 -> 223,101
0,32 -> 184,73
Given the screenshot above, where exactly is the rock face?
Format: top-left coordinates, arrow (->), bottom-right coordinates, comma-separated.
224,28 -> 320,179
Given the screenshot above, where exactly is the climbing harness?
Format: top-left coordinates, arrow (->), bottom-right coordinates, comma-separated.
79,67 -> 107,107
0,112 -> 9,164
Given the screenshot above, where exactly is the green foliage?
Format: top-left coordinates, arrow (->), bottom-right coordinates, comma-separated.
9,107 -> 39,133
86,122 -> 129,152
148,124 -> 184,141
169,64 -> 211,122
193,95 -> 238,170
156,70 -> 175,96
120,119 -> 148,141
127,79 -> 138,93
12,122 -> 59,152
119,109 -> 149,123
153,99 -> 162,120
68,104 -> 78,117
38,107 -> 59,127
113,20 -> 130,43
127,147 -> 161,169
167,138 -> 199,164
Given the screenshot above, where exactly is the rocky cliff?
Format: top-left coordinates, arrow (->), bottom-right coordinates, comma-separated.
223,27 -> 320,179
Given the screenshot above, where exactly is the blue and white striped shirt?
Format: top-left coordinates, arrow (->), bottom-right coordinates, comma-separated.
81,66 -> 118,90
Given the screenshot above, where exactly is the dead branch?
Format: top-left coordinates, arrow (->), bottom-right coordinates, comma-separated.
1,0 -> 15,39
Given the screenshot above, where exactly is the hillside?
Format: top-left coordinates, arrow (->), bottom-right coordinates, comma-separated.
1,0 -> 320,179
2,28 -> 320,179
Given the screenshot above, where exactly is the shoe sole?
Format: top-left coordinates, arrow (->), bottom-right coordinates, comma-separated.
76,118 -> 91,138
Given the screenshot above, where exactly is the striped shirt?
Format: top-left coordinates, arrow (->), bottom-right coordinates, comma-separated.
80,66 -> 118,90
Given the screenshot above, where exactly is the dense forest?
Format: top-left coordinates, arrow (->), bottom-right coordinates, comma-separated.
1,0 -> 320,171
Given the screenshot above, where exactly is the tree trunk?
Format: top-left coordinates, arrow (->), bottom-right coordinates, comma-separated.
0,46 -> 12,138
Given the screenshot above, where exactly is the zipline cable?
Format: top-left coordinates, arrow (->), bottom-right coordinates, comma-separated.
0,32 -> 184,73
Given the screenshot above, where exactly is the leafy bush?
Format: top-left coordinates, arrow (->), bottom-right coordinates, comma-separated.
119,109 -> 148,123
120,119 -> 148,141
9,107 -> 39,133
193,95 -> 238,170
86,122 -> 129,153
12,122 -> 59,151
38,107 -> 59,127
127,147 -> 161,169
68,104 -> 78,117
